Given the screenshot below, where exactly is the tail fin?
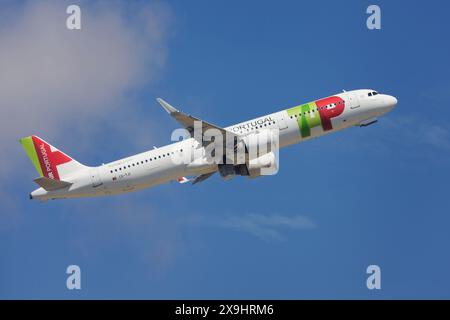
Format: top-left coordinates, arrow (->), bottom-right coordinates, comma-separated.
20,135 -> 86,181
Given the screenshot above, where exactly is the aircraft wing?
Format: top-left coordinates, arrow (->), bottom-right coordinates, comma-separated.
156,98 -> 239,141
174,172 -> 216,185
192,172 -> 216,185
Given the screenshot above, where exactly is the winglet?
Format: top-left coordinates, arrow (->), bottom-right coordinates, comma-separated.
156,98 -> 178,114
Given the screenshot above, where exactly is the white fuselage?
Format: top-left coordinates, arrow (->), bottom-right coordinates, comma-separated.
30,89 -> 397,200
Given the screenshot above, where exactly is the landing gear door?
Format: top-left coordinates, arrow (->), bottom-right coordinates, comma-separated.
89,168 -> 103,188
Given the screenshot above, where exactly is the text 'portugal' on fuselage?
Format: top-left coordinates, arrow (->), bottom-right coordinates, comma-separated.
21,89 -> 397,201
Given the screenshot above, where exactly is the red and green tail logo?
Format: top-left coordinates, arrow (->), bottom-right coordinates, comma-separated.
20,136 -> 72,180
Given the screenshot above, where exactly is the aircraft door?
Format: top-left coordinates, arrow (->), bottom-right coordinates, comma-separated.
89,168 -> 103,188
277,112 -> 289,130
346,93 -> 360,109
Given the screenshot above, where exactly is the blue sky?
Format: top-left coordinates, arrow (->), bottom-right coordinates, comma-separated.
1,0 -> 450,299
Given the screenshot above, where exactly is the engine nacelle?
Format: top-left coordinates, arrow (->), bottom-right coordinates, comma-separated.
218,163 -> 248,180
218,151 -> 278,180
247,151 -> 278,178
235,130 -> 278,161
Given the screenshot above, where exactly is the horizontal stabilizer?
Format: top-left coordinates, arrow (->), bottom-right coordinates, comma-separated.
177,176 -> 190,184
33,177 -> 72,191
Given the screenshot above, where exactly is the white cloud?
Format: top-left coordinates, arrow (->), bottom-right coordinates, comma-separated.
0,0 -> 172,180
329,114 -> 450,157
382,116 -> 450,152
420,125 -> 450,150
180,213 -> 316,241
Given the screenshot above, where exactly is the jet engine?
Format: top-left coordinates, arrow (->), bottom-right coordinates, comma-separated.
234,131 -> 278,160
218,151 -> 278,180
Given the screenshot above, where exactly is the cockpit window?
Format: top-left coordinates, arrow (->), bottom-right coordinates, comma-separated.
368,92 -> 372,97
372,91 -> 378,96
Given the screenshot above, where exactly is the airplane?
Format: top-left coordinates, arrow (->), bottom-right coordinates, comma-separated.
21,89 -> 397,201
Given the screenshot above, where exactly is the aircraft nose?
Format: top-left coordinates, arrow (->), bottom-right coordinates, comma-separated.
384,95 -> 398,109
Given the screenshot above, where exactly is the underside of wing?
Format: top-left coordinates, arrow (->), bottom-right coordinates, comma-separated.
191,172 -> 216,185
